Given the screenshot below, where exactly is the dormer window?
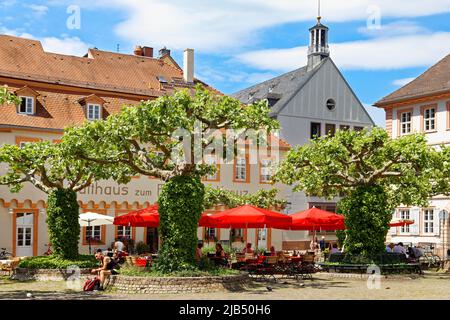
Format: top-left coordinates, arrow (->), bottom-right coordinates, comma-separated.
78,94 -> 106,121
18,96 -> 34,115
14,86 -> 39,116
87,104 -> 102,121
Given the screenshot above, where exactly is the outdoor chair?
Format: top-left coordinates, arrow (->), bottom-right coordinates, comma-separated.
251,256 -> 278,283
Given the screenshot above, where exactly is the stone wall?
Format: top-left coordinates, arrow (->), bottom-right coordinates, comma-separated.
108,273 -> 250,294
12,268 -> 92,281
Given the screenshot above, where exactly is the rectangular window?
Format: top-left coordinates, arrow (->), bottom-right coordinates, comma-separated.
339,125 -> 350,131
325,124 -> 336,136
117,226 -> 132,240
86,226 -> 101,242
400,112 -> 412,135
423,107 -> 436,131
87,104 -> 101,121
260,158 -> 273,183
18,97 -> 34,115
353,126 -> 364,132
235,157 -> 247,181
400,209 -> 410,233
206,228 -> 216,240
311,122 -> 321,139
423,209 -> 434,234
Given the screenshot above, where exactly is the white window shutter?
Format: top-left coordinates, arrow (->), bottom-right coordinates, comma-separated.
433,208 -> 441,236
410,208 -> 420,236
389,226 -> 397,235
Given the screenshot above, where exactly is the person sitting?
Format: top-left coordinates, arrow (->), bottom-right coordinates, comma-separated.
393,242 -> 407,255
330,243 -> 340,254
386,243 -> 395,253
270,246 -> 276,256
242,243 -> 254,255
114,238 -> 125,252
91,249 -> 119,290
195,242 -> 203,262
214,243 -> 227,266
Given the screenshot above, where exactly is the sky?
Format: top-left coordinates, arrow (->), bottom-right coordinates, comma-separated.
1,0 -> 450,127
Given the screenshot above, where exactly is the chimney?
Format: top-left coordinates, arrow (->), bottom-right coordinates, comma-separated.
183,48 -> 194,83
159,47 -> 171,57
133,45 -> 143,56
142,46 -> 153,58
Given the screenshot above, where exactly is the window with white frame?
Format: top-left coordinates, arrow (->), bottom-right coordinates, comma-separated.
260,158 -> 273,183
235,157 -> 247,181
87,104 -> 101,121
86,226 -> 101,242
400,112 -> 412,135
18,97 -> 34,115
206,228 -> 216,240
423,107 -> 436,131
117,225 -> 131,240
423,209 -> 434,234
400,209 -> 410,233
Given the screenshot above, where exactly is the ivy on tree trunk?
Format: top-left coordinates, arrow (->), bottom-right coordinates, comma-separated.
46,189 -> 80,259
155,175 -> 205,273
338,185 -> 391,256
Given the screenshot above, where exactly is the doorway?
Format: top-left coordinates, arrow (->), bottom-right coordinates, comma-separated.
16,212 -> 34,257
146,227 -> 159,253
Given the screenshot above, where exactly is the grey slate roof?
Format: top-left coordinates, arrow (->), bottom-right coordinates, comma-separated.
231,59 -> 326,116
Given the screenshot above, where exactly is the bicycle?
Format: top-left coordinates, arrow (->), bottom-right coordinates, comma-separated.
0,248 -> 13,260
419,252 -> 442,270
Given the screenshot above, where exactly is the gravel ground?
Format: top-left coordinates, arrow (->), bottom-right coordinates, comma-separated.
1,272 -> 449,300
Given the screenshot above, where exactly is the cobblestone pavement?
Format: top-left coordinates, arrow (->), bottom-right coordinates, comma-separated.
1,272 -> 449,300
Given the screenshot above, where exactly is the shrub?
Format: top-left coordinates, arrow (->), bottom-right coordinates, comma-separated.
119,265 -> 239,278
18,255 -> 98,269
135,241 -> 151,255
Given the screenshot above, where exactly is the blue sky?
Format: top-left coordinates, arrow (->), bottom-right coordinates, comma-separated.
2,0 -> 450,126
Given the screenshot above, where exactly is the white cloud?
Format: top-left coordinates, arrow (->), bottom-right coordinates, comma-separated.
392,77 -> 416,87
358,21 -> 429,37
40,36 -> 91,56
26,4 -> 49,18
0,27 -> 91,57
66,0 -> 450,53
236,32 -> 450,71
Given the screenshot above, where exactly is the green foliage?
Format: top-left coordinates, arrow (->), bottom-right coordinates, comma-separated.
18,255 -> 98,269
338,185 -> 392,255
154,175 -> 205,273
0,86 -> 21,106
120,265 -> 239,278
135,241 -> 151,255
47,189 -> 80,259
63,86 -> 279,181
275,127 -> 440,256
204,186 -> 286,210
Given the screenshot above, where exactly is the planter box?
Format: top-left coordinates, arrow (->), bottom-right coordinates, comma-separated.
11,268 -> 92,281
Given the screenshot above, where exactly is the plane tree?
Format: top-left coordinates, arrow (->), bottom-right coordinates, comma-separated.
63,86 -> 279,272
274,127 -> 441,256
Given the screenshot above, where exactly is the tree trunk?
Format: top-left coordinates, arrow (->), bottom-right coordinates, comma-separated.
338,185 -> 391,256
155,175 -> 205,272
46,188 -> 80,259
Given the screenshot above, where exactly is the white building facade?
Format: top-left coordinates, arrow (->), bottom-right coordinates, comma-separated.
374,53 -> 450,258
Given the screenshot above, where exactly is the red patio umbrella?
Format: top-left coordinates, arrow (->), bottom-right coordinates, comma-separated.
113,204 -> 213,227
204,204 -> 292,229
286,207 -> 346,231
389,219 -> 414,227
114,204 -> 159,227
203,205 -> 292,251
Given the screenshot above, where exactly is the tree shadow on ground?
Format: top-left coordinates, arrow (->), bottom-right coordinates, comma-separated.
232,277 -> 351,295
0,290 -> 108,300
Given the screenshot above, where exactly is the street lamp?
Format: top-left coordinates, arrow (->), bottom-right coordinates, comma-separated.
439,209 -> 449,260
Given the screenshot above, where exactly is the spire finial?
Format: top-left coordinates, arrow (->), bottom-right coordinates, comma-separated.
317,0 -> 321,22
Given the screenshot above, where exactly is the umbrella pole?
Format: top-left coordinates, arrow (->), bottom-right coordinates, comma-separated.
88,220 -> 92,255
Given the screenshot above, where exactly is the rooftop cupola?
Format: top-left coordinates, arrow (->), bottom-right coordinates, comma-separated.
307,3 -> 330,71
